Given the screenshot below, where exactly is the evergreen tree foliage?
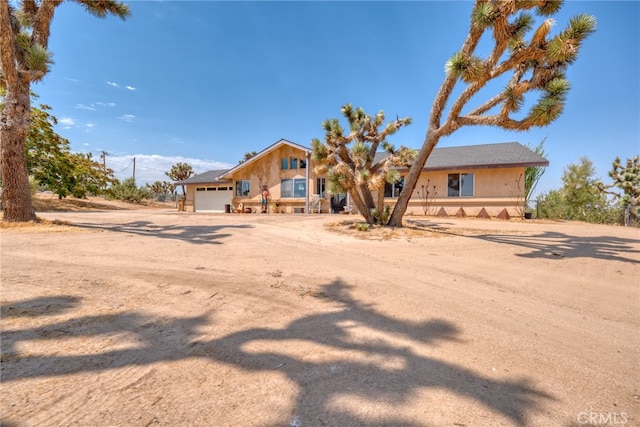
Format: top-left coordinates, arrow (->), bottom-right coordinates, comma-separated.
107,177 -> 152,203
239,151 -> 257,164
25,103 -> 114,198
0,0 -> 129,222
538,157 -> 617,223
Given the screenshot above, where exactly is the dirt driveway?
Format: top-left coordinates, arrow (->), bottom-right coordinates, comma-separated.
1,208 -> 639,426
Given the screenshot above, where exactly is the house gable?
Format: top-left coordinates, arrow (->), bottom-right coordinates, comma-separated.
219,139 -> 311,180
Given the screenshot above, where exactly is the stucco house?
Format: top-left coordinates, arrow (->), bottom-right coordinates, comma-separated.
174,138 -> 548,218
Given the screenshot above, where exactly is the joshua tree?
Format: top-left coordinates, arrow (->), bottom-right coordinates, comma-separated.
0,0 -> 130,222
387,0 -> 596,226
598,155 -> 640,224
312,104 -> 414,225
166,162 -> 194,196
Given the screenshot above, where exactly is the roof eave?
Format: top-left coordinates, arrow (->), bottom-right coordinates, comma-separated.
393,160 -> 550,172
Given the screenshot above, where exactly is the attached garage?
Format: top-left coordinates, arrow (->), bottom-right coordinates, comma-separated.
174,169 -> 233,213
195,186 -> 233,212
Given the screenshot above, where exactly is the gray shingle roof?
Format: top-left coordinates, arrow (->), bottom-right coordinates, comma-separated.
425,142 -> 548,169
174,169 -> 231,185
174,142 -> 548,185
375,142 -> 548,170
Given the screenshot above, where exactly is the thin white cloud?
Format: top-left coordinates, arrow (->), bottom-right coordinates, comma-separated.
118,114 -> 136,122
107,81 -> 136,91
104,153 -> 233,187
85,123 -> 95,128
75,103 -> 96,111
76,102 -> 116,110
83,143 -> 90,147
65,77 -> 81,83
59,117 -> 75,126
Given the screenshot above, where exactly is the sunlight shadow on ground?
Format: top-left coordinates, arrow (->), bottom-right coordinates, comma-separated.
67,220 -> 254,245
474,231 -> 639,263
1,280 -> 554,426
0,296 -> 81,319
408,219 -> 639,263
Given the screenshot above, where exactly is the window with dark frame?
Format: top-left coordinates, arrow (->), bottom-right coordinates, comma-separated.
316,178 -> 326,198
384,177 -> 404,198
235,180 -> 250,197
447,173 -> 474,197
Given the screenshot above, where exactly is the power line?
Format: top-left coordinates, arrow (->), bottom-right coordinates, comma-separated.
113,159 -> 133,174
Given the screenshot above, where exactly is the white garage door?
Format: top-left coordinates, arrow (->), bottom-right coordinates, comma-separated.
195,186 -> 233,212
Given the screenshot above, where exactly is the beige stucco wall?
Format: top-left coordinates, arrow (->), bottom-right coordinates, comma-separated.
401,166 -> 525,217
182,185 -> 195,212
226,145 -> 321,213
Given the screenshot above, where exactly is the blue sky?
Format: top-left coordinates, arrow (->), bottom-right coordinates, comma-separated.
34,1 -> 639,197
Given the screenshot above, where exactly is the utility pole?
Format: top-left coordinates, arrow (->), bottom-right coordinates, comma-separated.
100,151 -> 108,170
132,157 -> 136,183
99,151 -> 108,191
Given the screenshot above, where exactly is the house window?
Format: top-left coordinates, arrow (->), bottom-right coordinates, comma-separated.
281,178 -> 306,198
236,180 -> 250,197
282,157 -> 305,169
316,178 -> 326,198
447,173 -> 474,197
384,176 -> 404,198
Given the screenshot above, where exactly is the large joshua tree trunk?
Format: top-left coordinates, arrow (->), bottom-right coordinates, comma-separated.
386,2 -> 596,227
1,82 -> 37,222
388,128 -> 441,227
0,0 -> 129,222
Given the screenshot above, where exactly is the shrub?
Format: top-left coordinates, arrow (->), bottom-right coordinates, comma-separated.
355,223 -> 370,232
107,178 -> 152,203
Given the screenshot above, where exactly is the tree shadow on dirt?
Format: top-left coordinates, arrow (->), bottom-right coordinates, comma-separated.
1,280 -> 554,426
473,231 -> 640,263
68,220 -> 253,245
409,220 -> 639,263
0,296 -> 81,319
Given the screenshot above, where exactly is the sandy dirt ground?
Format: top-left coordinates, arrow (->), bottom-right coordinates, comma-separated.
1,196 -> 639,427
